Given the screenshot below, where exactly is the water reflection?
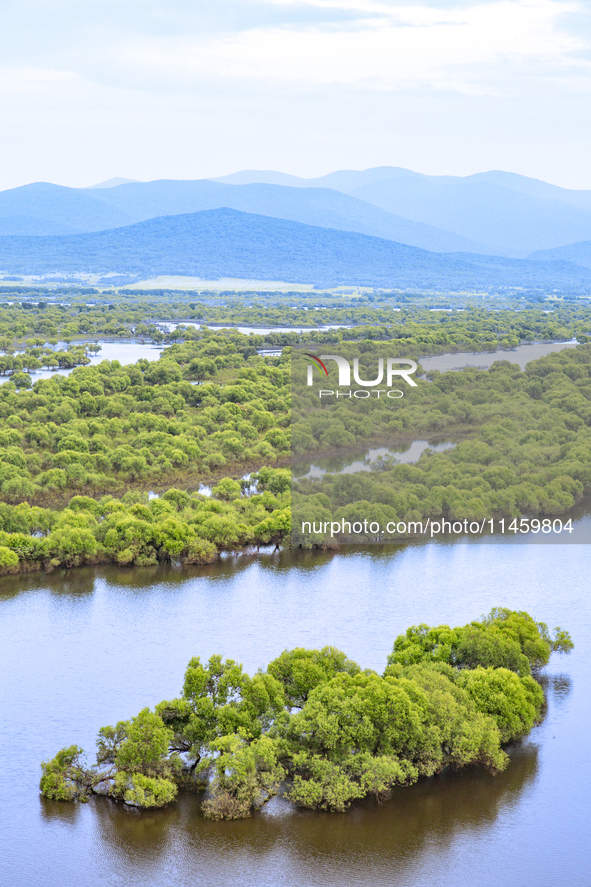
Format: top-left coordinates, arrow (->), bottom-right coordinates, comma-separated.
91,796 -> 184,864
0,550 -> 358,604
538,673 -> 574,708
294,438 -> 456,480
83,745 -> 539,886
39,797 -> 83,827
1,542 -> 588,886
0,559 -> 235,603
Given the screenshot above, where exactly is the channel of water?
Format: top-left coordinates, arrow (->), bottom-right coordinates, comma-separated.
420,340 -> 578,372
0,535 -> 589,886
2,337 -> 579,385
294,439 -> 456,479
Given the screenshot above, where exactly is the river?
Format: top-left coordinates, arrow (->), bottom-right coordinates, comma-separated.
420,340 -> 578,372
5,337 -> 579,386
0,538 -> 589,886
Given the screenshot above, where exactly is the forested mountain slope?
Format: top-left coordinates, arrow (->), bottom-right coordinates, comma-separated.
0,208 -> 590,289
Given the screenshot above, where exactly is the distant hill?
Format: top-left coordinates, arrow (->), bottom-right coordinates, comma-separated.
0,207 -> 589,290
212,167 -> 421,191
83,180 -> 484,253
87,177 -> 140,189
5,168 -> 591,258
214,167 -> 591,257
0,183 -> 135,235
0,179 -> 485,254
210,170 -> 308,187
464,171 -> 591,213
529,240 -> 591,270
347,177 -> 591,257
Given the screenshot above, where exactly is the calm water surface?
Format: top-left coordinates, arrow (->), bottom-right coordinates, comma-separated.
19,340 -> 165,382
420,340 -> 577,373
0,541 -> 589,886
294,439 -> 456,479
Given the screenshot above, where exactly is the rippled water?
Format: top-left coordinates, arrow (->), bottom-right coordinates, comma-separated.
1,540 -> 589,886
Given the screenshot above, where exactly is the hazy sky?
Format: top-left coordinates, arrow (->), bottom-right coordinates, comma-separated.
1,0 -> 590,190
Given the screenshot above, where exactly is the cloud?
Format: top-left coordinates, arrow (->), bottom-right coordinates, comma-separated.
0,0 -> 374,60
148,1 -> 587,91
1,0 -> 588,95
24,0 -> 587,99
0,0 -> 590,188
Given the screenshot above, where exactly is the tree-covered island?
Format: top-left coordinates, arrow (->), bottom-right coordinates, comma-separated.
39,609 -> 573,818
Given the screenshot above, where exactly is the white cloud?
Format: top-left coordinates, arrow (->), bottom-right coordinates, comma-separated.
84,0 -> 588,97
0,0 -> 590,188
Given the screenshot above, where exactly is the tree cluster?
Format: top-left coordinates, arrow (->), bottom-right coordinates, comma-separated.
0,335 -> 290,505
292,345 -> 591,542
0,468 -> 290,573
39,610 -> 572,817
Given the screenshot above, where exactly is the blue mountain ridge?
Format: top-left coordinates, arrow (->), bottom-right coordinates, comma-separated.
529,240 -> 591,270
0,207 -> 589,290
0,179 -> 483,254
215,167 -> 591,256
5,166 -> 591,258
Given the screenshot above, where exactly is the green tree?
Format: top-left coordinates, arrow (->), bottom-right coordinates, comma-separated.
48,526 -> 99,567
268,646 -> 361,708
202,734 -> 285,820
0,544 -> 19,573
458,667 -> 544,742
39,746 -> 88,801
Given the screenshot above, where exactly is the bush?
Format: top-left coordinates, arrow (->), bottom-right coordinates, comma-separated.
48,527 -> 99,567
0,544 -> 19,573
39,746 -> 87,801
183,537 -> 217,565
113,772 -> 177,808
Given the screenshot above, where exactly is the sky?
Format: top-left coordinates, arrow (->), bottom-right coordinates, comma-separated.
0,0 -> 591,191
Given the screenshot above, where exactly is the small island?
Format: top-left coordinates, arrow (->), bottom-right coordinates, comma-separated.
40,607 -> 573,819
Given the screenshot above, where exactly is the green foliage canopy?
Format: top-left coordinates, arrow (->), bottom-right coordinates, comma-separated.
40,610 -> 571,817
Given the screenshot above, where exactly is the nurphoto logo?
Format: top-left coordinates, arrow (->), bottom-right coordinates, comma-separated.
304,353 -> 418,399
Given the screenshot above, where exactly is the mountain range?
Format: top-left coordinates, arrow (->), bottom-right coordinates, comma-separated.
214,167 -> 591,256
0,179 -> 481,254
0,207 -> 590,291
1,167 -> 591,289
2,167 -> 591,258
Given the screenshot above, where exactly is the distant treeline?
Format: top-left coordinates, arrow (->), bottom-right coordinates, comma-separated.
0,299 -> 590,354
